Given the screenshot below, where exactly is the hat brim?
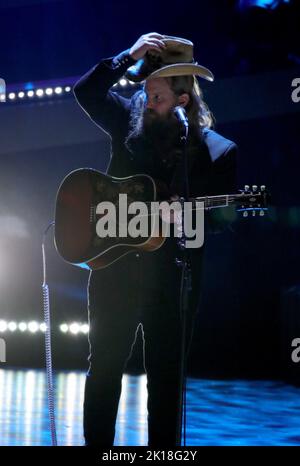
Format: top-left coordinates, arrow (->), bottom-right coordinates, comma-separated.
145,63 -> 214,82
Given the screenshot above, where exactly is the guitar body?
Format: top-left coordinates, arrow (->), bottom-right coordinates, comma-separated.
54,168 -> 166,270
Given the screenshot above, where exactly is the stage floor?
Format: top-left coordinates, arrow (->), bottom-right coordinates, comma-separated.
0,367 -> 300,446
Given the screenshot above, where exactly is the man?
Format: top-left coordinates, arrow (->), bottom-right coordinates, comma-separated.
73,32 -> 237,447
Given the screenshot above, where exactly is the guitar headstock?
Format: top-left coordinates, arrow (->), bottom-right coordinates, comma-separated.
237,184 -> 269,217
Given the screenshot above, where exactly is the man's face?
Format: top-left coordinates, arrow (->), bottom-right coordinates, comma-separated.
144,78 -> 177,118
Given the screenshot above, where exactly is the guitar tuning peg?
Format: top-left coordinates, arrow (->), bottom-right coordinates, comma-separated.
259,209 -> 265,217
252,185 -> 258,192
252,210 -> 256,217
243,211 -> 248,218
244,185 -> 250,192
260,185 -> 266,191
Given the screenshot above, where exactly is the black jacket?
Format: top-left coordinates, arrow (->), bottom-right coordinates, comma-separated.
73,50 -> 239,310
73,49 -> 237,200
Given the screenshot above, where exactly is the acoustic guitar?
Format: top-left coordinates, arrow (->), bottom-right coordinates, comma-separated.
54,168 -> 268,270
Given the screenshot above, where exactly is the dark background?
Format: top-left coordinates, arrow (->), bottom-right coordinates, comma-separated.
0,0 -> 300,383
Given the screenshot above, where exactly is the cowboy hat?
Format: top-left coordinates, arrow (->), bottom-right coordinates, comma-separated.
125,35 -> 214,82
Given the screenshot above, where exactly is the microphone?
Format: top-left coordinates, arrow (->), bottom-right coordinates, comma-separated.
174,106 -> 189,129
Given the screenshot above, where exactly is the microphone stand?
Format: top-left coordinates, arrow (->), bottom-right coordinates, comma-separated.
174,114 -> 192,447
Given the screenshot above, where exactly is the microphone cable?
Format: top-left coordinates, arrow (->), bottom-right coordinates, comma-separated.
42,221 -> 57,446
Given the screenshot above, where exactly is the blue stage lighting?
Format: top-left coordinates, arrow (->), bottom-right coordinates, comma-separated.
239,0 -> 290,10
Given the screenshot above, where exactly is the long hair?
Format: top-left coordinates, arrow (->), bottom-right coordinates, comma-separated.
167,75 -> 214,129
126,75 -> 214,146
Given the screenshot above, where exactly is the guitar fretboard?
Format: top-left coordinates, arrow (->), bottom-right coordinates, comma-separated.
192,194 -> 241,210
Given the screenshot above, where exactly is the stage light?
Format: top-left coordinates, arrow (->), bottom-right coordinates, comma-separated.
60,323 -> 68,333
0,320 -> 90,335
40,323 -> 47,332
69,322 -> 80,335
25,82 -> 34,90
4,77 -> 133,107
81,324 -> 89,334
18,322 -> 27,332
36,89 -> 44,97
28,321 -> 39,333
238,0 -> 290,9
8,322 -> 17,332
0,321 -> 7,332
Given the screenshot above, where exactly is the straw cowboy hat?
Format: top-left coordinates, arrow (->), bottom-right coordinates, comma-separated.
125,35 -> 214,83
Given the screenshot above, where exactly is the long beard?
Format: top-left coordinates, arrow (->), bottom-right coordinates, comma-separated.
126,108 -> 182,154
142,109 -> 181,150
125,107 -> 204,173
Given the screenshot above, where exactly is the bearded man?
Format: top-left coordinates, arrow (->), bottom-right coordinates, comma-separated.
73,32 -> 237,447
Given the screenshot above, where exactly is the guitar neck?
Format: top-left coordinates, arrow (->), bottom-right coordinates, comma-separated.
192,193 -> 243,210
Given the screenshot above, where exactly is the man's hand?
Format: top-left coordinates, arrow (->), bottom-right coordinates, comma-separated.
159,195 -> 183,226
129,32 -> 166,61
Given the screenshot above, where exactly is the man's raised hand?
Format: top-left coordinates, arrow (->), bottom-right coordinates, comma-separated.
129,32 -> 166,61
